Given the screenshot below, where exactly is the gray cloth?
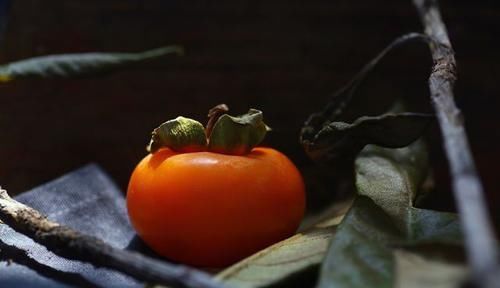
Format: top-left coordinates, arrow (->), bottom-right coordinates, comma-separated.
0,164 -> 149,287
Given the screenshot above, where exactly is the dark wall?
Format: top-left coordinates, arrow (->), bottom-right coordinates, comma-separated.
0,1 -> 498,221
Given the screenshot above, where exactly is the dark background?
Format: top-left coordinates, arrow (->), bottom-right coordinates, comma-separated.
0,1 -> 498,226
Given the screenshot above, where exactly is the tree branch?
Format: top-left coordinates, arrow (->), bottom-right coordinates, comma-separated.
0,187 -> 224,288
412,0 -> 499,285
0,238 -> 103,288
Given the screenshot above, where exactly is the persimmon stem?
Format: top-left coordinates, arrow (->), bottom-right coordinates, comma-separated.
206,104 -> 229,139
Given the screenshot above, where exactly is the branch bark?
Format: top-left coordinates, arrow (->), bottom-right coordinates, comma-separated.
0,238 -> 102,288
0,188 -> 224,288
412,0 -> 499,285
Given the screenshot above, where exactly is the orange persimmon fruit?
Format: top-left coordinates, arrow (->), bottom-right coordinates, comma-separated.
127,105 -> 305,267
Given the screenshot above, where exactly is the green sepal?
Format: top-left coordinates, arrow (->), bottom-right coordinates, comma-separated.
208,109 -> 270,155
147,116 -> 207,153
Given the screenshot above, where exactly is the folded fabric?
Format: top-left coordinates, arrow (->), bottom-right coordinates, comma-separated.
0,164 -> 146,288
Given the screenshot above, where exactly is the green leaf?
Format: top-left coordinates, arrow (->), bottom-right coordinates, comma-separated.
317,140 -> 467,288
355,141 -> 429,229
393,249 -> 468,288
317,197 -> 465,288
0,45 -> 183,81
304,113 -> 433,162
147,116 -> 207,153
208,109 -> 270,155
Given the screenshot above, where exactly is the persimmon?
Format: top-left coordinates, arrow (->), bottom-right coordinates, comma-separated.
127,105 -> 305,267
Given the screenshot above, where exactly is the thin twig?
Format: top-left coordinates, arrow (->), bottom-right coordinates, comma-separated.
412,0 -> 499,286
0,187 -> 224,288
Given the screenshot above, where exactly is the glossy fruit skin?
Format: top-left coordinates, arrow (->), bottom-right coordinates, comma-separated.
127,147 -> 305,267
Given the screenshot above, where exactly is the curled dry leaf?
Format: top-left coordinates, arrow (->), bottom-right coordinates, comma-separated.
304,113 -> 433,162
300,34 -> 434,164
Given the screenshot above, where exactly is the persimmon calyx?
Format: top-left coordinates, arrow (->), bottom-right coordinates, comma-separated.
147,107 -> 271,155
147,116 -> 207,153
208,109 -> 271,155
